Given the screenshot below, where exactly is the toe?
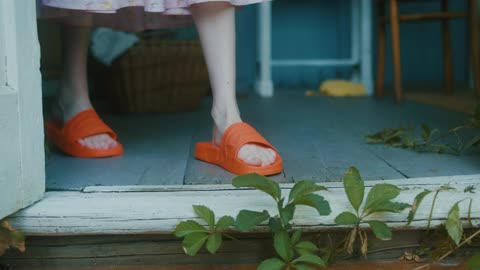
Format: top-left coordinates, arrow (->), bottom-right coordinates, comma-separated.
99,135 -> 111,149
85,138 -> 95,149
238,144 -> 277,167
91,137 -> 102,149
259,149 -> 272,166
101,136 -> 111,149
78,134 -> 118,150
246,155 -> 262,166
267,149 -> 276,163
238,145 -> 262,166
108,139 -> 118,148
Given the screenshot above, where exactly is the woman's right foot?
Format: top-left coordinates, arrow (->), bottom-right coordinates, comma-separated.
52,94 -> 118,150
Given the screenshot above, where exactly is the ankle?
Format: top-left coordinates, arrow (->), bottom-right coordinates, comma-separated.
211,105 -> 241,134
53,88 -> 93,122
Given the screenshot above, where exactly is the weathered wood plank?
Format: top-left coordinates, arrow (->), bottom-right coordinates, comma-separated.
46,90 -> 480,188
184,94 -> 408,184
0,232 -> 476,269
46,113 -> 197,190
0,262 -> 471,270
8,175 -> 480,235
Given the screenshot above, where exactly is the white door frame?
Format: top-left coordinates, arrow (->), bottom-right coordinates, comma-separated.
0,0 -> 45,219
2,0 -> 479,237
8,174 -> 480,235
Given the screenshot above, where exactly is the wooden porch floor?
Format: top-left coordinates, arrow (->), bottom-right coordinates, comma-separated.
45,89 -> 480,190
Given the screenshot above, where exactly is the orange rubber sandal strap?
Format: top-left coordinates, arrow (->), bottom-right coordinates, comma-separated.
62,109 -> 117,143
221,122 -> 276,156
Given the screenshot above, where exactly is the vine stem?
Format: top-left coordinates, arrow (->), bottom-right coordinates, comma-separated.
437,229 -> 480,261
412,229 -> 480,270
427,190 -> 440,231
341,245 -> 421,260
416,125 -> 472,147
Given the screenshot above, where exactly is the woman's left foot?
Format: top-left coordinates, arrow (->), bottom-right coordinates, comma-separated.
213,122 -> 277,167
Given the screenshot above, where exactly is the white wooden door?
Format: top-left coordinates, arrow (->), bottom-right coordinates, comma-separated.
0,0 -> 45,219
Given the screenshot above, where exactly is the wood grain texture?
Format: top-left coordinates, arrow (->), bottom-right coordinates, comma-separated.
7,174 -> 480,236
0,262 -> 470,270
185,94 -> 411,184
46,113 -> 197,189
0,231 -> 476,269
389,0 -> 403,103
45,90 -> 480,188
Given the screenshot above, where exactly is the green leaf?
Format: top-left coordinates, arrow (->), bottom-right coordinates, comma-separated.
274,230 -> 293,262
206,233 -> 222,254
368,201 -> 411,214
292,254 -> 325,267
421,123 -> 431,140
288,181 -> 327,203
364,184 -> 401,213
268,217 -> 283,232
174,220 -> 208,237
343,167 -> 364,213
366,220 -> 392,240
293,265 -> 315,270
365,128 -> 404,145
295,241 -> 319,253
445,202 -> 463,246
215,216 -> 234,231
258,258 -> 286,270
334,212 -> 360,225
234,210 -> 270,232
407,189 -> 432,225
193,205 -> 215,229
280,204 -> 296,225
291,230 -> 302,244
468,253 -> 480,270
182,232 -> 208,256
232,173 -> 281,201
292,194 -> 331,216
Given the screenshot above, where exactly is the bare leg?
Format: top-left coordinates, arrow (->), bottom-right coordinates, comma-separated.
54,25 -> 117,150
191,2 -> 276,167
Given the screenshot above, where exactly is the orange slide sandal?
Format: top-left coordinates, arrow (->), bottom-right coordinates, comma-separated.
194,122 -> 283,176
45,109 -> 123,158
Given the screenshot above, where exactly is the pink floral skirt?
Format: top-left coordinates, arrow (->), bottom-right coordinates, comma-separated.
39,0 -> 265,31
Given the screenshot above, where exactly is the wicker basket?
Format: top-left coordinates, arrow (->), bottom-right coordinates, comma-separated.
99,39 -> 210,113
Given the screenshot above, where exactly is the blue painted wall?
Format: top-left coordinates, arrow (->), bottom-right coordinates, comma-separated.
235,0 -> 470,90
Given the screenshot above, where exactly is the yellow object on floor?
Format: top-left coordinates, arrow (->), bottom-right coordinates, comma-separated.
319,80 -> 367,97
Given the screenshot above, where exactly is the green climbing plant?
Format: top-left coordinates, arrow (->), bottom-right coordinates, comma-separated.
175,173 -> 332,270
173,167 -> 480,269
334,167 -> 410,256
365,105 -> 480,155
406,183 -> 480,270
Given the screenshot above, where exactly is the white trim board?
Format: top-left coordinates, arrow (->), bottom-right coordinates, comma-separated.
9,174 -> 480,236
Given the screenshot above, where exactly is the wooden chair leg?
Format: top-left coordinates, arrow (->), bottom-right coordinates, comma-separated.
469,0 -> 480,98
375,0 -> 386,98
389,0 -> 402,103
442,0 -> 454,96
